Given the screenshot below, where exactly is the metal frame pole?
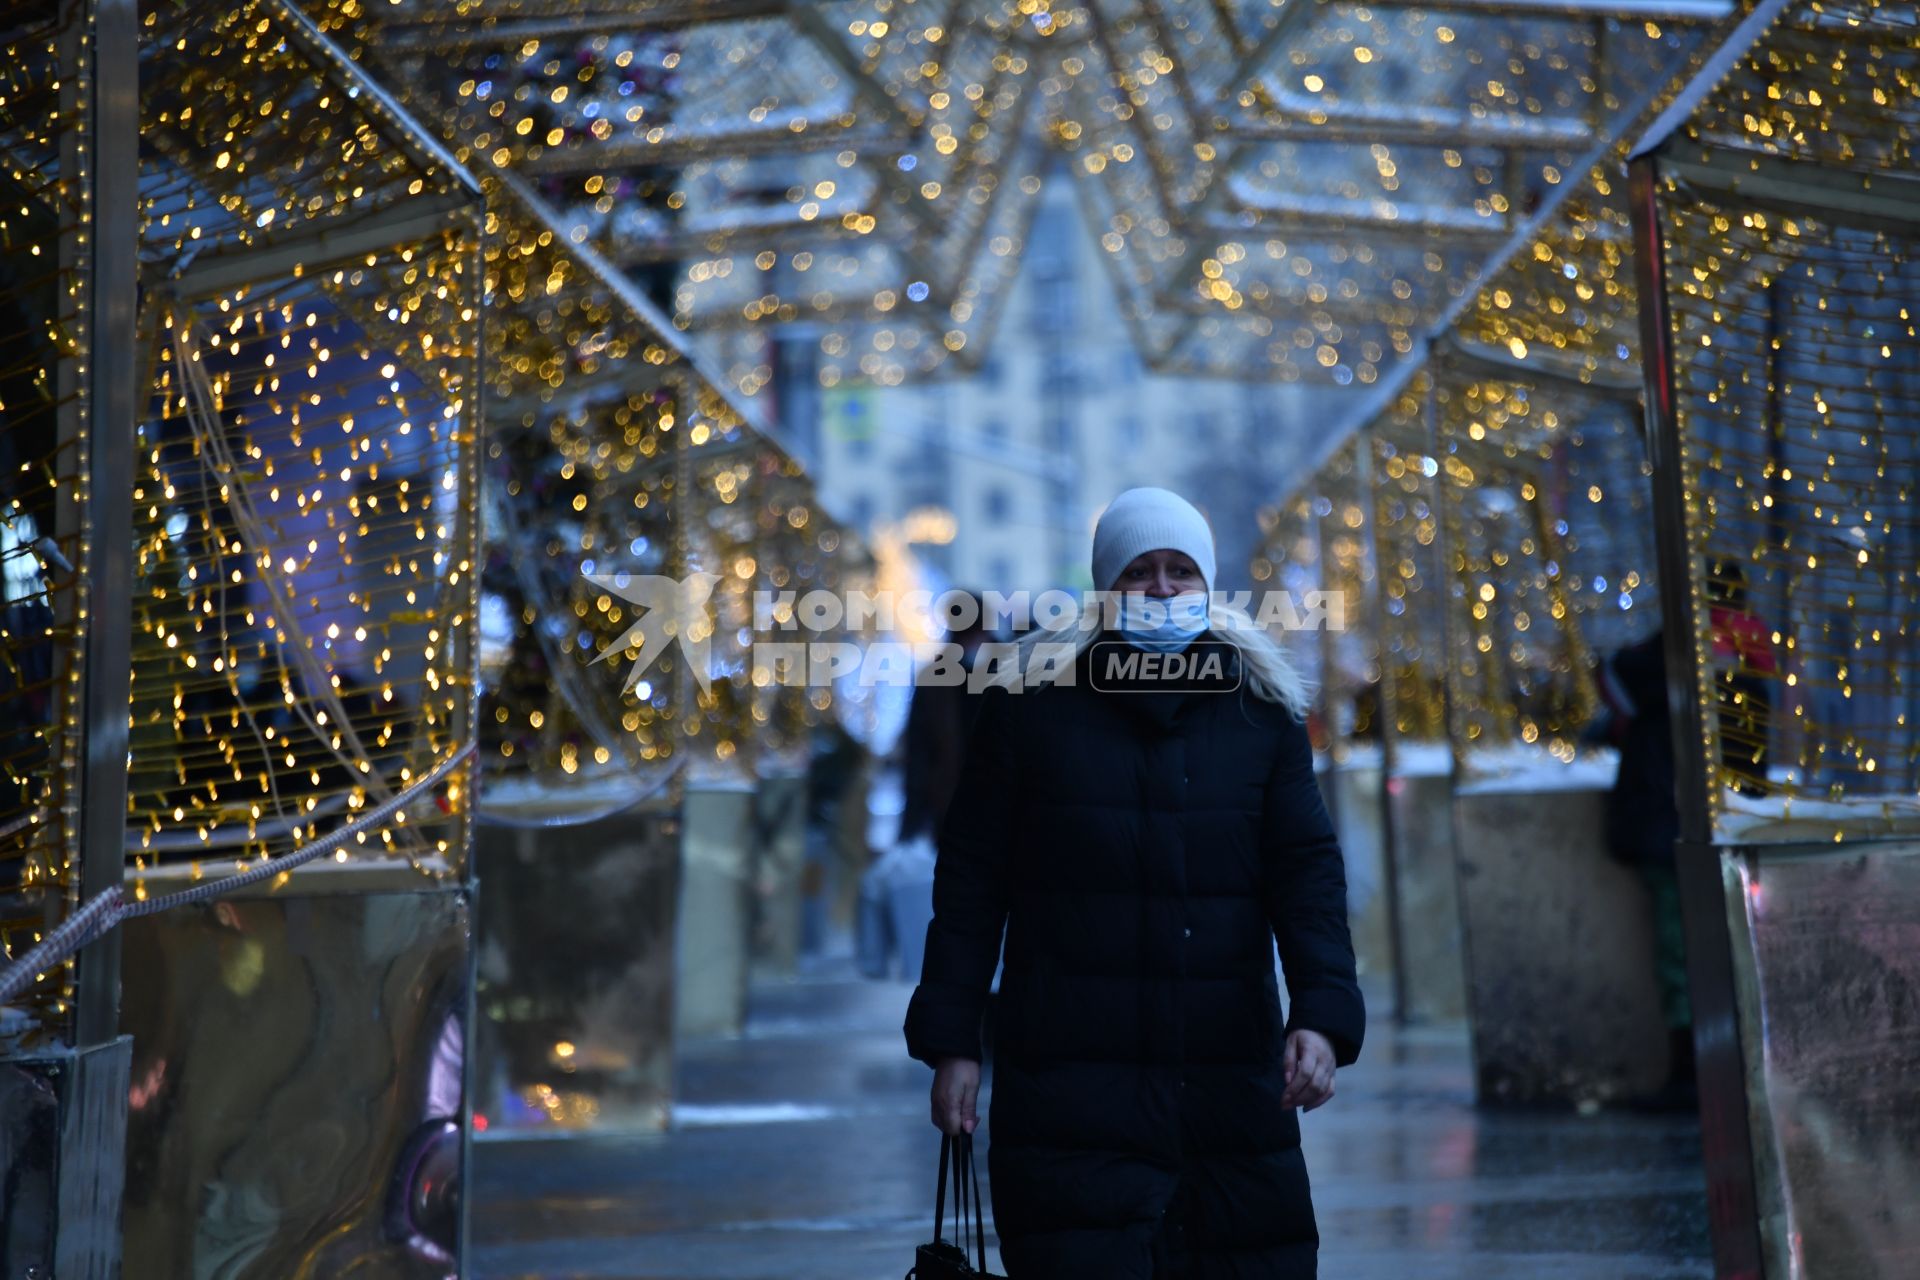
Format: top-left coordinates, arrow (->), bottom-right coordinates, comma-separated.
1309,485 -> 1340,816
1628,158 -> 1720,860
68,0 -> 137,1051
1421,366 -> 1481,1068
453,195 -> 487,1279
1629,152 -> 1766,1280
1423,372 -> 1467,776
1354,433 -> 1410,1025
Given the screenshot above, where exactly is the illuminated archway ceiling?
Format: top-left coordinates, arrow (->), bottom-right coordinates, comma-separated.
310,0 -> 1729,391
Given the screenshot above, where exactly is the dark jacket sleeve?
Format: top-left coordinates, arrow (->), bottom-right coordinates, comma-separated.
895,682 -> 940,842
1261,712 -> 1366,1067
903,688 -> 1016,1068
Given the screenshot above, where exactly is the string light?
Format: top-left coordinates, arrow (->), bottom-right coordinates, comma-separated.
2,0 -> 100,1032
3,0 -> 850,1042
1261,378 -> 1451,745
1381,0 -> 1727,771
10,0 -> 1909,1049
206,6 -> 859,796
293,0 -> 1722,393
1650,0 -> 1920,839
1432,173 -> 1657,762
1094,8 -> 1702,386
123,0 -> 483,889
1368,379 -> 1451,744
1272,0 -> 1918,820
1430,372 -> 1654,764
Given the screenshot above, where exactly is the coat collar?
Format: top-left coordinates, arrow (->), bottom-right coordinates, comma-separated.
1076,632 -> 1243,736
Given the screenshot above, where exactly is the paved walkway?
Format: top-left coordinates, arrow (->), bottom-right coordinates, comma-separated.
473,963 -> 1713,1280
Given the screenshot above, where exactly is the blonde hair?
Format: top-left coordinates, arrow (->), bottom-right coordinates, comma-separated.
988,598 -> 1313,719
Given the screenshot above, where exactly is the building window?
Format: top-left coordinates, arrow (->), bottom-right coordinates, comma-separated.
1044,413 -> 1072,451
1037,275 -> 1075,332
988,556 -> 1015,591
984,486 -> 1009,521
1028,228 -> 1077,331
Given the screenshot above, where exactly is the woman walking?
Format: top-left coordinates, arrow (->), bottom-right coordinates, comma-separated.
904,487 -> 1365,1279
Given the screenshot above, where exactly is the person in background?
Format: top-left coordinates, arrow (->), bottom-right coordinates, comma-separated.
799,719 -> 865,961
907,488 -> 1363,1279
896,590 -> 994,845
1599,630 -> 1695,1112
858,592 -> 996,982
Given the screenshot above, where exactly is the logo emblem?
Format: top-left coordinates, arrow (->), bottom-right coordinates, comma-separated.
582,572 -> 723,694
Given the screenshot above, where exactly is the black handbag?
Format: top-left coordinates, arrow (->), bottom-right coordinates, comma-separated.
907,1132 -> 1003,1279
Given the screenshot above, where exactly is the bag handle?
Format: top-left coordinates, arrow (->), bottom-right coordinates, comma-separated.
961,1132 -> 988,1272
933,1131 -> 989,1272
933,1132 -> 952,1245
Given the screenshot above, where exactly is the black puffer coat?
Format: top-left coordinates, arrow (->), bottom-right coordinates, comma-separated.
904,639 -> 1365,1279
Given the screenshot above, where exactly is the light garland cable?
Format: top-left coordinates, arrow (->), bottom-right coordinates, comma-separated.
302,0 -> 1015,392
406,116 -> 850,791
1662,205 -> 1920,827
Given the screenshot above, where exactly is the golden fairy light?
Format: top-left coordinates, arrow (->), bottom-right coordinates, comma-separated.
183,11 -> 860,799
295,0 -> 1728,394
1256,440 -> 1381,755
1638,0 -> 1920,840
1367,391 -> 1451,745
6,0 -> 857,1031
125,0 -> 483,884
2,0 -> 103,1035
1284,0 -> 1789,772
1428,371 -> 1655,764
463,181 -> 849,795
1074,5 -> 1690,386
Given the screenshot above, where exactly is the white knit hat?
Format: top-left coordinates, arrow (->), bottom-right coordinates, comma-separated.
1091,487 -> 1217,592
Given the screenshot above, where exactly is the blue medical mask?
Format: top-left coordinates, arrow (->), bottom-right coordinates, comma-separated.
1114,591 -> 1210,653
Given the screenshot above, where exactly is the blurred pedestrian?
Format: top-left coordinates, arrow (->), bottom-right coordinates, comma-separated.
857,593 -> 994,982
1598,630 -> 1695,1111
906,487 -> 1364,1279
799,718 -> 864,961
897,591 -> 994,845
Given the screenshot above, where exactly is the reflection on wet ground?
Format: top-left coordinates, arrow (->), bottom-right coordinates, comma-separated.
474,963 -> 1712,1279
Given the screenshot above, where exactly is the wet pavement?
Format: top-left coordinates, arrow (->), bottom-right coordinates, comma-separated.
473,960 -> 1713,1279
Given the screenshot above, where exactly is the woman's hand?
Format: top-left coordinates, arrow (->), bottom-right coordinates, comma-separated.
1281,1029 -> 1337,1112
931,1057 -> 982,1135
